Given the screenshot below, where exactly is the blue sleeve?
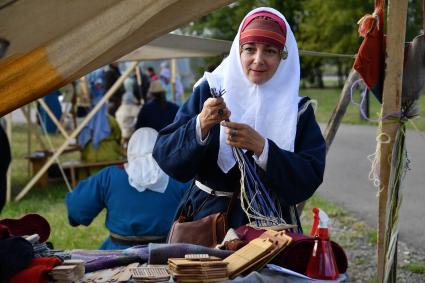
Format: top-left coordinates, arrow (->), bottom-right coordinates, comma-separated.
153,82 -> 212,182
263,103 -> 326,205
65,168 -> 110,226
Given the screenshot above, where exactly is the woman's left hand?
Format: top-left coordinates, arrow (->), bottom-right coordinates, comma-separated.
221,121 -> 265,156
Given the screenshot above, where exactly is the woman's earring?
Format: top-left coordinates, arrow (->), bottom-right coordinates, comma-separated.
281,46 -> 288,60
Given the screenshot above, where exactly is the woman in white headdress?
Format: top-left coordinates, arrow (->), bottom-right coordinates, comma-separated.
153,7 -> 326,231
66,127 -> 190,250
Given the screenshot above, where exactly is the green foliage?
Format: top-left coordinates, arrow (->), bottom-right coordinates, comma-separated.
182,0 -> 303,40
298,0 -> 372,54
406,0 -> 424,41
367,229 -> 378,245
404,262 -> 425,274
182,0 -> 423,86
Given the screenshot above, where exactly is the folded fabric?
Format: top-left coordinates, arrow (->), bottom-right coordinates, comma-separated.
70,250 -> 140,273
148,243 -> 233,264
8,257 -> 61,283
0,214 -> 51,243
0,237 -> 33,283
123,245 -> 149,261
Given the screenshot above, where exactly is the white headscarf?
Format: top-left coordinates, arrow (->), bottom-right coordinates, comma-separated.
125,127 -> 169,193
196,7 -> 301,173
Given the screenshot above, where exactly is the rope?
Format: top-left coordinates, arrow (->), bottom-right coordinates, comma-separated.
350,78 -> 403,123
35,103 -> 73,192
210,87 -> 287,228
299,50 -> 356,59
368,131 -> 391,191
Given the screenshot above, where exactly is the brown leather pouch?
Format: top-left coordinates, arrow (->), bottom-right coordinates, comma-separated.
168,181 -> 240,248
168,212 -> 228,248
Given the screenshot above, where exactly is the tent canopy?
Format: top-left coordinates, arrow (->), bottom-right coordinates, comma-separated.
118,33 -> 231,61
0,0 -> 234,116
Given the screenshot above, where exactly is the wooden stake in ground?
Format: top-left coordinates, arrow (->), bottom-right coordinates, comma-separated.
376,0 -> 408,282
26,104 -> 32,178
6,113 -> 12,203
323,69 -> 359,152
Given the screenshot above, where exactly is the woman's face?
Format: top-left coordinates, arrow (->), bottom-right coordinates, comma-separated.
240,43 -> 281,85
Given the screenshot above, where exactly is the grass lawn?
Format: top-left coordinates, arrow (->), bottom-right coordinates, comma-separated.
2,87 -> 424,249
300,88 -> 425,131
2,184 -> 107,250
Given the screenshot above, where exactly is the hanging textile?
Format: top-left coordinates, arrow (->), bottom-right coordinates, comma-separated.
353,0 -> 385,102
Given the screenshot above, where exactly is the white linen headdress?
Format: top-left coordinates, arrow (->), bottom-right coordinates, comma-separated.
125,127 -> 169,193
195,7 -> 301,173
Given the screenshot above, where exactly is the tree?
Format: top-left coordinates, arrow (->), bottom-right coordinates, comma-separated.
297,0 -> 373,88
182,0 -> 423,85
181,0 -> 304,76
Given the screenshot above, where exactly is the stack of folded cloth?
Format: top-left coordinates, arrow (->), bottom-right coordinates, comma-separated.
49,259 -> 85,283
168,256 -> 228,282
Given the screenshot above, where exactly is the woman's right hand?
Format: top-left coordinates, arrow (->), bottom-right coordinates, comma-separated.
199,97 -> 231,139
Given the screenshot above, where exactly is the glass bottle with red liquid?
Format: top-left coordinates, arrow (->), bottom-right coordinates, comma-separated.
306,208 -> 339,280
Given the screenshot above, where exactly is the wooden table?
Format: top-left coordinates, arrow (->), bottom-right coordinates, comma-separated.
62,159 -> 127,187
25,145 -> 81,187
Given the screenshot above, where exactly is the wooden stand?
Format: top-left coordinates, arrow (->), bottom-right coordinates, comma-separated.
26,151 -> 52,188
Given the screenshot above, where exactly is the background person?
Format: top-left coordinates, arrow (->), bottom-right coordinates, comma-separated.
115,79 -> 141,147
104,63 -> 125,117
78,69 -> 123,173
66,127 -> 190,250
135,80 -> 179,132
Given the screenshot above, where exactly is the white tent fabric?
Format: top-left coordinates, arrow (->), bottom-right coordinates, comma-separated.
118,33 -> 232,61
0,0 -> 234,116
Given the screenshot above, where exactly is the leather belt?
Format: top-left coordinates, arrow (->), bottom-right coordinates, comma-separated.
110,233 -> 166,246
195,180 -> 234,198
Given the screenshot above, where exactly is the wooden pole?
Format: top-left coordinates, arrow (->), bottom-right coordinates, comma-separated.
27,105 -> 32,178
376,0 -> 408,282
134,61 -> 143,103
79,76 -> 91,107
38,98 -> 70,139
21,105 -> 48,150
15,62 -> 137,201
6,113 -> 12,203
170,59 -> 176,103
323,69 -> 359,152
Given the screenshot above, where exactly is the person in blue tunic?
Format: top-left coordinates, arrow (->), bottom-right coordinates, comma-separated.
66,127 -> 190,250
153,7 -> 326,230
37,90 -> 62,134
135,80 -> 179,132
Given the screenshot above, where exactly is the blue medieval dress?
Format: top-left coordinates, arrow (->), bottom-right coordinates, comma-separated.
153,80 -> 326,228
66,165 -> 190,249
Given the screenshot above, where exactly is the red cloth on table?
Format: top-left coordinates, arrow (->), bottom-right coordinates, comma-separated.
8,257 -> 61,283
